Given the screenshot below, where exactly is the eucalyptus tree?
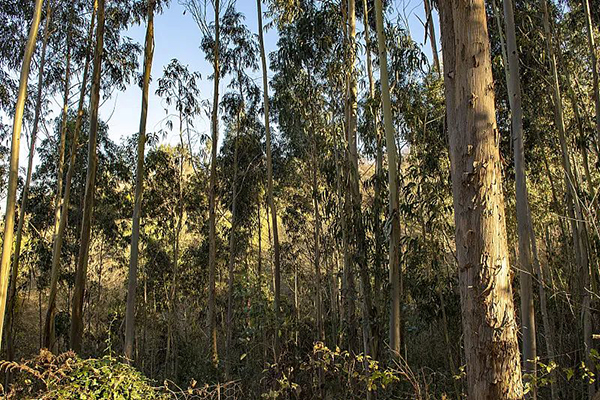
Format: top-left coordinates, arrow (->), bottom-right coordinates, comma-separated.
374,0 -> 401,358
181,0 -> 234,367
69,0 -> 141,353
216,5 -> 260,371
44,1 -> 96,350
125,0 -> 172,363
155,58 -> 201,375
438,0 -> 523,396
70,0 -> 106,353
4,0 -> 53,360
256,0 -> 283,360
346,0 -> 374,358
499,0 -> 540,390
0,0 -> 44,351
540,3 -> 594,395
271,0 -> 344,350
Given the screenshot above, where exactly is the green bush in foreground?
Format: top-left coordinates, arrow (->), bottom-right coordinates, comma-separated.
1,350 -> 167,399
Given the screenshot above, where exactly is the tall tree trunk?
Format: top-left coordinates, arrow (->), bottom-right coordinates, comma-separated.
438,0 -> 524,397
362,0 -> 382,359
347,0 -> 373,358
125,0 -> 155,362
423,0 -> 441,74
501,0 -> 537,392
583,0 -> 600,153
309,101 -> 324,343
208,0 -> 220,368
374,0 -> 402,358
0,0 -> 44,352
225,79 -> 243,375
47,23 -> 74,350
44,3 -> 96,350
4,0 -> 52,359
256,0 -> 282,361
541,3 -> 594,397
70,0 -> 106,353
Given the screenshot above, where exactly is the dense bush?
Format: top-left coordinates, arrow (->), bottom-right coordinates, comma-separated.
1,350 -> 166,399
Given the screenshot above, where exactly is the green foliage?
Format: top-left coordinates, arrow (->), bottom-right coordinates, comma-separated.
2,350 -> 167,399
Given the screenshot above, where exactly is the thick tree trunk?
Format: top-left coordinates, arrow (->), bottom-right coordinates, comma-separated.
208,0 -> 220,368
0,0 -> 44,352
256,0 -> 282,361
44,3 -> 96,350
438,1 -> 524,398
4,0 -> 52,359
374,0 -> 402,358
70,0 -> 106,353
501,0 -> 537,392
125,0 -> 155,362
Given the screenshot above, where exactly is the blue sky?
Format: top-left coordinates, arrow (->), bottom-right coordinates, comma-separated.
99,0 -> 440,147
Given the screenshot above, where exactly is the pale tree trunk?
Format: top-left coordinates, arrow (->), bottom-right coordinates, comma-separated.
308,85 -> 324,343
4,0 -> 52,359
125,0 -> 155,362
501,0 -> 537,392
583,0 -> 600,155
362,0 -> 382,359
541,3 -> 594,397
423,0 -> 440,74
70,0 -> 106,353
52,32 -> 73,261
256,0 -> 282,361
257,190 -> 262,285
47,23 -> 74,349
0,0 -> 44,352
438,0 -> 524,398
44,3 -> 96,350
225,78 -> 243,374
374,0 -> 401,358
208,0 -> 220,368
347,0 -> 373,359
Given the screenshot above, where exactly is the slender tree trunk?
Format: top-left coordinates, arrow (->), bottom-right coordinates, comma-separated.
423,0 -> 441,74
52,32 -> 73,254
438,0 -> 524,397
225,81 -> 242,375
583,0 -> 600,152
70,0 -> 106,353
501,0 -> 537,392
0,0 -> 44,352
310,108 -> 324,343
257,190 -> 262,285
374,0 -> 401,358
47,23 -> 74,350
530,210 -> 558,400
541,3 -> 594,397
125,0 -> 155,362
4,0 -> 52,359
347,0 -> 373,359
208,0 -> 220,368
256,0 -> 282,361
362,0 -> 382,359
44,3 -> 96,350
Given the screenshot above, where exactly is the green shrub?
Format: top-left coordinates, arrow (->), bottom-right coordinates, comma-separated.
1,350 -> 167,399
